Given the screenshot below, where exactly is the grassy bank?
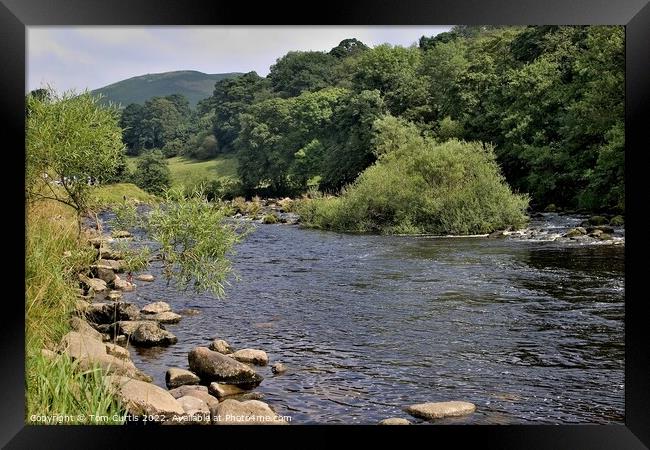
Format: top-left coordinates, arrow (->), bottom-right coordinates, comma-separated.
91,182 -> 158,207
26,196 -> 125,424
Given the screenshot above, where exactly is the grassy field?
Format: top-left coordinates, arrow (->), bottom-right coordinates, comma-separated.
127,155 -> 239,188
91,182 -> 158,206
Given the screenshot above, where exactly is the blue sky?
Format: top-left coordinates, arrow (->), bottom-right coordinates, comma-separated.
27,26 -> 452,92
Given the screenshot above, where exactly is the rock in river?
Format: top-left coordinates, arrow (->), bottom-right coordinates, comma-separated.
188,347 -> 263,386
113,276 -> 136,292
405,401 -> 476,420
130,321 -> 178,347
168,384 -> 208,399
104,375 -> 184,419
208,339 -> 233,354
230,348 -> 269,366
141,301 -> 172,315
135,274 -> 155,282
379,418 -> 410,425
78,274 -> 107,293
208,382 -> 248,399
166,368 -> 200,389
271,363 -> 287,374
212,399 -> 287,425
149,311 -> 182,324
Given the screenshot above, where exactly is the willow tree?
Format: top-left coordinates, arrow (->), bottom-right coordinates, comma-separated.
26,88 -> 124,230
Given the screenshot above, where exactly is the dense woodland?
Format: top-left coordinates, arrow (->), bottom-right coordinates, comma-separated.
117,26 -> 624,213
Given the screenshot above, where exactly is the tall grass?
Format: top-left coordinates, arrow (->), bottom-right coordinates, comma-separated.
26,199 -> 125,424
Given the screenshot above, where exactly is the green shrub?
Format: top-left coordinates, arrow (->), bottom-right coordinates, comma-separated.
300,116 -> 529,235
262,214 -> 278,224
132,150 -> 171,195
609,215 -> 624,226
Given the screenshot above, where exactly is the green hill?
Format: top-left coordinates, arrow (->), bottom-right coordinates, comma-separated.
92,70 -> 241,108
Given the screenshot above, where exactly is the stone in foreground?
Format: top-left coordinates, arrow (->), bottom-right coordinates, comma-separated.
104,375 -> 184,418
141,301 -> 172,315
208,339 -> 233,354
405,401 -> 476,420
208,382 -> 248,399
166,368 -> 200,389
168,384 -> 208,399
213,399 -> 287,425
230,348 -> 269,366
113,276 -> 136,291
379,418 -> 410,425
177,396 -> 211,422
188,347 -> 263,386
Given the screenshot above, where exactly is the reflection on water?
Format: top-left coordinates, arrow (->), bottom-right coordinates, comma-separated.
113,213 -> 624,424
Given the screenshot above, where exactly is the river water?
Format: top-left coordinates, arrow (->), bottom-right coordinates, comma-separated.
114,213 -> 624,424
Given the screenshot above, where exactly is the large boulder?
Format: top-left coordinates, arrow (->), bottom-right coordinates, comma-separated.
104,376 -> 184,418
59,331 -> 150,382
149,312 -> 182,324
212,399 -> 287,425
208,339 -> 232,354
230,349 -> 268,366
188,347 -> 263,387
141,301 -> 171,315
130,321 -> 178,347
405,401 -> 476,420
78,274 -> 107,293
166,368 -> 200,389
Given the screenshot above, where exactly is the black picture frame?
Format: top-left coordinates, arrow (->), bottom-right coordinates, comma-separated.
3,0 -> 648,447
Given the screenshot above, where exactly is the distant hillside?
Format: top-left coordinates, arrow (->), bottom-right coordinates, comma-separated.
92,70 -> 242,107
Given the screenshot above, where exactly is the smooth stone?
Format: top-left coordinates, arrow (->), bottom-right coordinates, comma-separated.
149,311 -> 182,324
405,401 -> 476,420
179,308 -> 200,316
208,382 -> 247,399
379,418 -> 410,425
104,375 -> 184,418
97,259 -> 125,272
135,274 -> 155,282
188,347 -> 263,386
230,348 -> 269,366
141,301 -> 172,315
212,399 -> 287,425
166,368 -> 200,389
208,339 -> 233,354
176,390 -> 219,410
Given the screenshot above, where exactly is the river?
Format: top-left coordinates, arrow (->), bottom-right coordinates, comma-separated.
113,212 -> 624,424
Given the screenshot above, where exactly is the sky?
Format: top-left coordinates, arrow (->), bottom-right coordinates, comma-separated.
27,26 -> 452,92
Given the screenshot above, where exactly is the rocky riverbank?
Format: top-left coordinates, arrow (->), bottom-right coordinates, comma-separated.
43,219 -> 480,425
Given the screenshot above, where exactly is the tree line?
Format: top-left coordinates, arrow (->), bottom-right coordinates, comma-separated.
118,27 -> 624,212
